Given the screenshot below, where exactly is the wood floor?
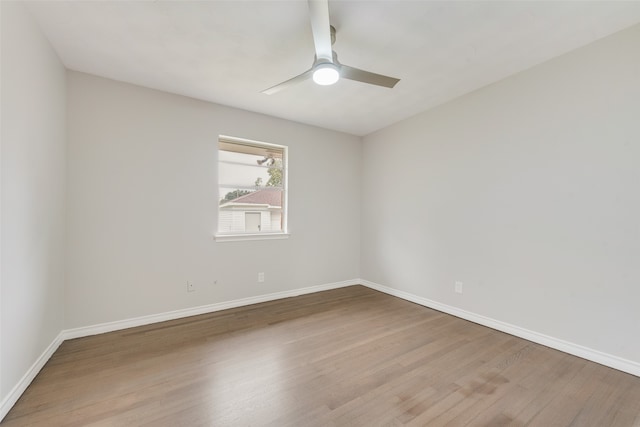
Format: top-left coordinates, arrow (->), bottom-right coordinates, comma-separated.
3,286 -> 640,426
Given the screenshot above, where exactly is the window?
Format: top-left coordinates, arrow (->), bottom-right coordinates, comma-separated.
216,135 -> 288,241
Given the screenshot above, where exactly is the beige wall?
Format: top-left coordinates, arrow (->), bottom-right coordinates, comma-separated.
361,24 -> 640,363
65,71 -> 361,328
1,1 -> 67,400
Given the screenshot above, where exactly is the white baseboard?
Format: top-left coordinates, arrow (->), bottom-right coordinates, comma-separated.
360,279 -> 640,378
0,331 -> 65,421
63,279 -> 358,340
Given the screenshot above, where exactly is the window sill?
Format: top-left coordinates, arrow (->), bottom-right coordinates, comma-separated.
214,233 -> 290,242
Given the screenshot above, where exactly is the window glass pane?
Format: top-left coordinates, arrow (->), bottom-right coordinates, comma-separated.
218,187 -> 284,233
219,187 -> 283,206
217,137 -> 286,235
218,161 -> 275,189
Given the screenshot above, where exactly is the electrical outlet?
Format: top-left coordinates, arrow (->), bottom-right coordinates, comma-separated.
455,281 -> 463,294
258,272 -> 265,283
187,281 -> 195,292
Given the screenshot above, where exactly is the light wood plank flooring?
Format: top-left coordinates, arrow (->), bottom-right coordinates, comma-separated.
3,286 -> 640,426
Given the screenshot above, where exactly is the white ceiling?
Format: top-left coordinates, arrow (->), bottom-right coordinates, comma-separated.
27,1 -> 640,136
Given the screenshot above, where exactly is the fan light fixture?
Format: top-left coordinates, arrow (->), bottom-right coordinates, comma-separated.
312,63 -> 339,85
260,1 -> 400,95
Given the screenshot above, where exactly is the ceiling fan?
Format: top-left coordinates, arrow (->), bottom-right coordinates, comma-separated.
262,0 -> 400,95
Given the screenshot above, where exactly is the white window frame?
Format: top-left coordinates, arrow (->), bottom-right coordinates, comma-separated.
215,135 -> 289,242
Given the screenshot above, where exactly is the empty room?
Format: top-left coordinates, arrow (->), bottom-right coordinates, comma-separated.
1,0 -> 640,425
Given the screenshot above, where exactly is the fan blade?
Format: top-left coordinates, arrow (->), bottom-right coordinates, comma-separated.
261,69 -> 313,95
340,65 -> 400,88
308,0 -> 333,62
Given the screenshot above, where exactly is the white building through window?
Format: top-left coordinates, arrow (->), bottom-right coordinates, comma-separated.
216,136 -> 287,240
